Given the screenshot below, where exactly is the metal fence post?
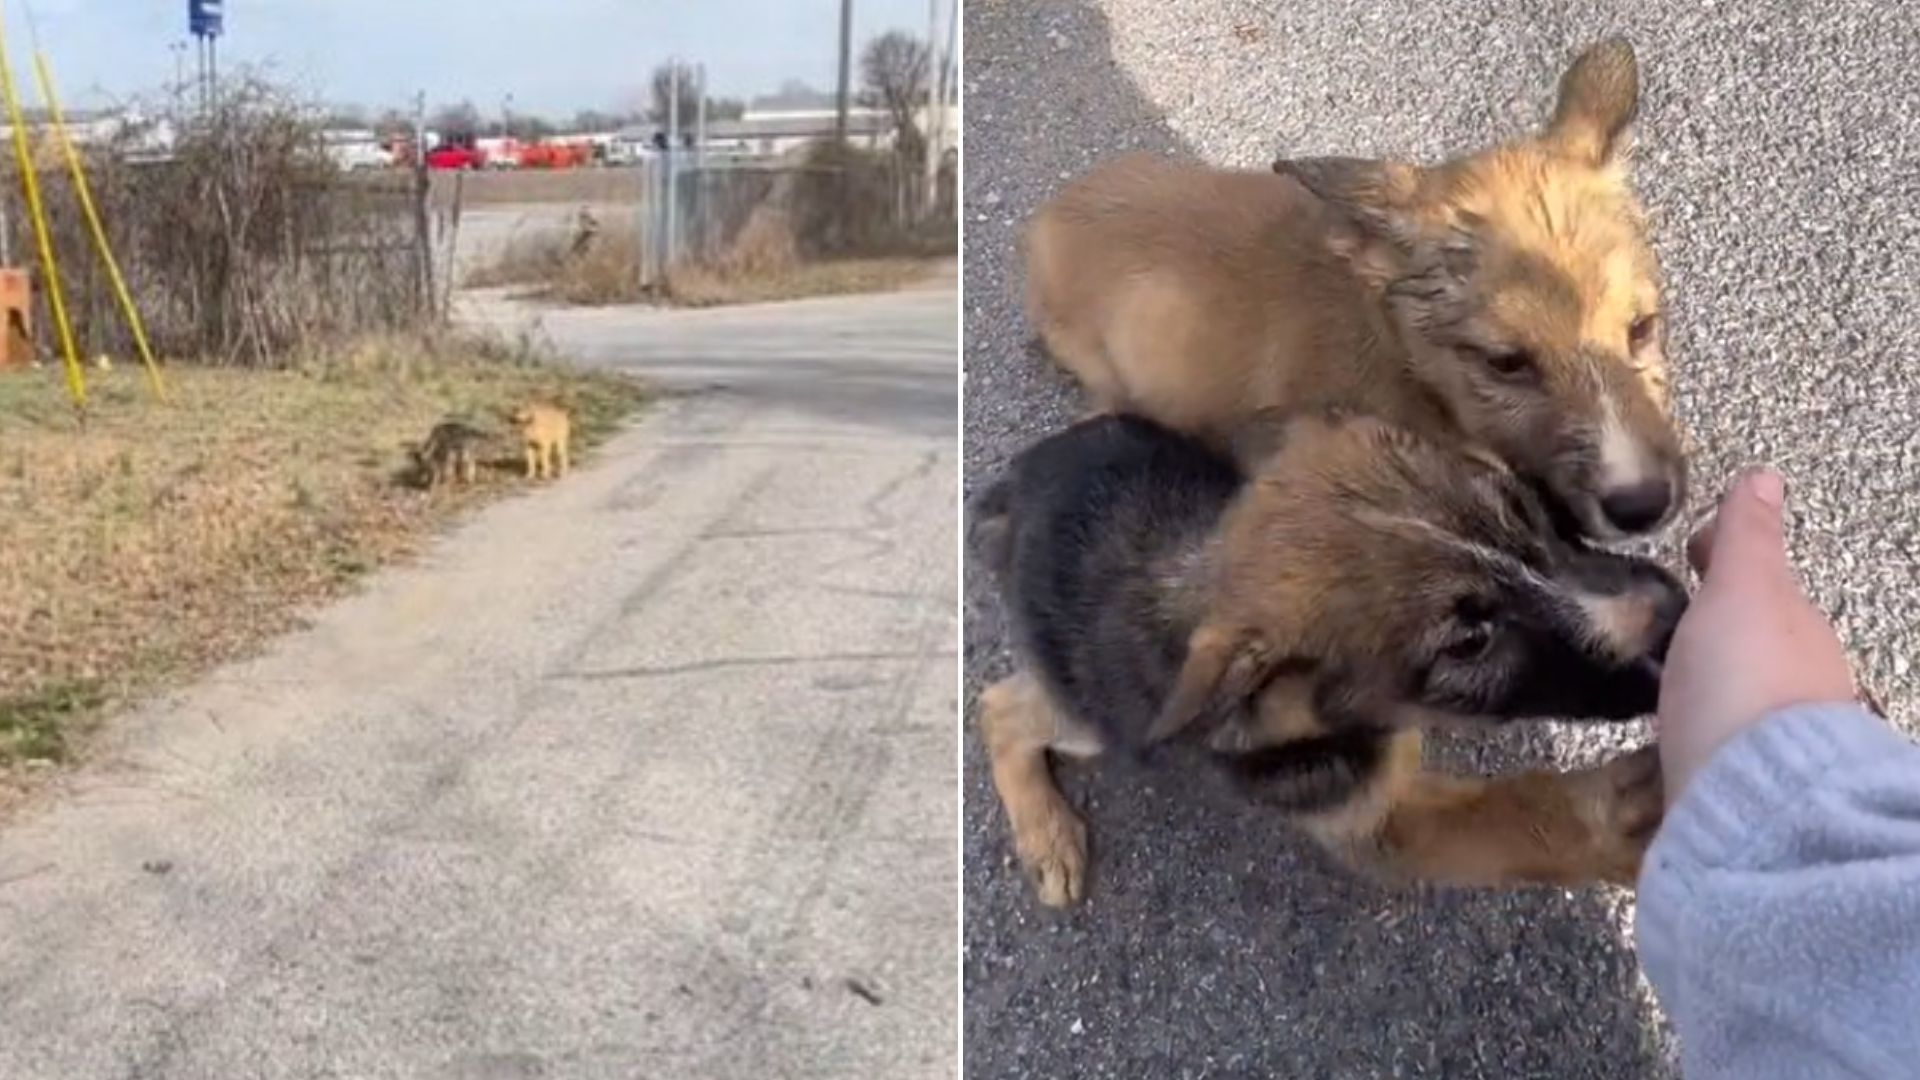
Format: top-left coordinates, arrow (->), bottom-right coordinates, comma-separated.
694,63 -> 707,258
642,156 -> 661,288
645,157 -> 653,287
666,63 -> 681,268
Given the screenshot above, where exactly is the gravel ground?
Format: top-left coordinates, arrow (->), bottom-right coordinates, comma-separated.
961,1 -> 1920,1077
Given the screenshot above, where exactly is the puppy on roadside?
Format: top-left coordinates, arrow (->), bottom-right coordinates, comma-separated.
508,402 -> 572,481
1024,38 -> 1685,541
971,411 -> 1685,908
409,419 -> 488,490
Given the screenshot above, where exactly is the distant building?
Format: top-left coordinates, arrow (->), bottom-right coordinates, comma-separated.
0,108 -> 177,163
607,80 -> 961,166
616,107 -> 906,163
915,98 -> 961,160
708,109 -> 894,158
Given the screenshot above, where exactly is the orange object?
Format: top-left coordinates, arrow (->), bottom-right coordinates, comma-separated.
0,267 -> 31,368
519,140 -> 592,170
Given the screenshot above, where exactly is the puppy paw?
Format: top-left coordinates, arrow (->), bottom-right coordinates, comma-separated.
1015,805 -> 1088,908
1574,746 -> 1665,885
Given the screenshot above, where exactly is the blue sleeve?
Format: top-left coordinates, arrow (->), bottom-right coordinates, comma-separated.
1636,702 -> 1920,1080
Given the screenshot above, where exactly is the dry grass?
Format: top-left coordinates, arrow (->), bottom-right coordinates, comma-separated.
463,231 -> 576,290
0,335 -> 646,773
554,231 -> 652,305
467,212 -> 940,308
662,256 -> 938,307
463,229 -> 646,305
462,141 -> 955,310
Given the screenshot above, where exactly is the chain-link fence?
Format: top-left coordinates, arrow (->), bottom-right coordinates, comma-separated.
444,140 -> 956,305
0,86 -> 427,369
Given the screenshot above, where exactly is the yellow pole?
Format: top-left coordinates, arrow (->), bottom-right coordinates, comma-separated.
0,2 -> 82,410
33,50 -> 165,401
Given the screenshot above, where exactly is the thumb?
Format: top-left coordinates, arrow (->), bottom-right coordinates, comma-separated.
1698,469 -> 1791,591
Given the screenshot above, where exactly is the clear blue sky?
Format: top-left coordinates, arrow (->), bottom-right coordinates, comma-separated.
19,0 -> 942,117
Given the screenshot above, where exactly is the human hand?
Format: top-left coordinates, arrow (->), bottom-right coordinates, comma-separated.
1654,469 -> 1858,806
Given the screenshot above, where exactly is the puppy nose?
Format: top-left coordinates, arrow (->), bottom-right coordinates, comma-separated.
1600,478 -> 1673,533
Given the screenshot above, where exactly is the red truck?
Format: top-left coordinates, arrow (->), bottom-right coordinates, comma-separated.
424,138 -> 487,170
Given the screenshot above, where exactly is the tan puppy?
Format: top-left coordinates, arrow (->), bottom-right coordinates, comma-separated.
509,403 -> 572,481
1025,39 -> 1685,541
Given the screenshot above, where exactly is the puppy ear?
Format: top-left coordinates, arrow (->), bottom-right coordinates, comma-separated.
1543,38 -> 1638,166
1146,623 -> 1273,744
1206,672 -> 1321,753
1458,442 -> 1514,476
1272,156 -> 1431,284
1226,407 -> 1294,472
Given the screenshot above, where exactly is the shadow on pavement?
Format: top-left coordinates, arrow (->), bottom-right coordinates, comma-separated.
961,2 -> 1671,1076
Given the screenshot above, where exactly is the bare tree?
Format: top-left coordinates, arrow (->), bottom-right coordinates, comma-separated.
860,31 -> 929,164
323,104 -> 369,130
571,109 -> 627,134
640,65 -> 739,141
428,101 -> 482,141
373,107 -> 412,137
648,62 -> 700,125
500,114 -> 556,141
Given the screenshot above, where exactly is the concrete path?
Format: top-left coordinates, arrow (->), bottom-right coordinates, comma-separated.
0,279 -> 958,1079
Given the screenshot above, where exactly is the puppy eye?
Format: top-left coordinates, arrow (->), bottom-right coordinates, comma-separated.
1442,596 -> 1499,660
1489,351 -> 1533,376
1441,624 -> 1494,661
1453,595 -> 1496,625
1467,346 -> 1535,380
1628,313 -> 1659,352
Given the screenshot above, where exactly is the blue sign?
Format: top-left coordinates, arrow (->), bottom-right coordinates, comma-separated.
189,0 -> 224,38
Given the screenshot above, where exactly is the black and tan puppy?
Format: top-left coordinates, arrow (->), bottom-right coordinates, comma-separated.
410,419 -> 488,490
972,412 -> 1685,908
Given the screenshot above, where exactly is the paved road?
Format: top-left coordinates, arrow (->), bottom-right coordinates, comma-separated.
0,279 -> 958,1079
963,2 -> 1919,1078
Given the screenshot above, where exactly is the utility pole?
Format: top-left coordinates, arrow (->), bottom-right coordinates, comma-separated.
922,0 -> 938,214
834,0 -> 853,144
412,90 -> 433,310
922,0 -> 946,217
666,61 -> 681,265
170,42 -> 187,113
939,0 -> 957,202
694,63 -> 707,255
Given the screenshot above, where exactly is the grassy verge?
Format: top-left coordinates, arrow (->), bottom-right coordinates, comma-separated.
0,334 -> 646,778
661,256 -> 940,307
466,229 -> 944,308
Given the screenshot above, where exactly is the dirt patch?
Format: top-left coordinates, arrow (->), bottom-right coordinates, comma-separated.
419,168 -> 642,208
0,334 -> 646,781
